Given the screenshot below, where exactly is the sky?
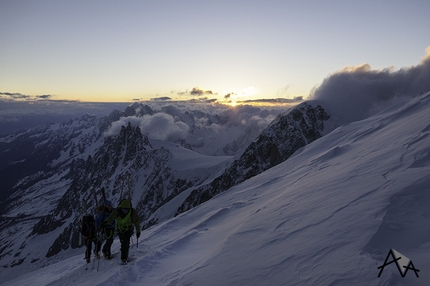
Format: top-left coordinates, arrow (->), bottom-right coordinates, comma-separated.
1,0 -> 429,103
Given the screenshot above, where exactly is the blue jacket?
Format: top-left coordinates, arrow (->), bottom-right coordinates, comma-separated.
95,207 -> 115,229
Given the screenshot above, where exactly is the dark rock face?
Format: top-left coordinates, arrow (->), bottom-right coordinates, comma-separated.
177,102 -> 330,214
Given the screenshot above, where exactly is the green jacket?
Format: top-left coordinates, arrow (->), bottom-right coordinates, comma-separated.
106,200 -> 140,234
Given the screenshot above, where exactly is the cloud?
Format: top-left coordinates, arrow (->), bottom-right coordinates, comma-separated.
240,86 -> 258,97
140,113 -> 190,141
0,92 -> 54,101
276,85 -> 291,97
36,94 -> 53,99
424,46 -> 430,61
172,87 -> 217,100
0,92 -> 30,100
0,92 -> 289,138
340,63 -> 372,73
106,113 -> 190,141
104,100 -> 289,148
220,105 -> 278,127
190,87 -> 213,96
150,97 -> 172,101
224,87 -> 259,99
238,97 -> 303,105
309,47 -> 430,122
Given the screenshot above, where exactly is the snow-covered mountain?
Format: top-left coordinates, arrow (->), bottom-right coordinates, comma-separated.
176,101 -> 332,214
0,103 -> 289,281
2,91 -> 429,285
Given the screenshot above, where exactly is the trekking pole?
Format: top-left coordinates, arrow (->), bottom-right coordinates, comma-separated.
128,173 -> 131,201
92,233 -> 100,270
120,174 -> 124,200
92,250 -> 96,269
79,199 -> 85,247
97,253 -> 101,271
101,187 -> 107,202
92,190 -> 99,210
85,241 -> 89,271
96,231 -> 102,271
84,236 -> 91,270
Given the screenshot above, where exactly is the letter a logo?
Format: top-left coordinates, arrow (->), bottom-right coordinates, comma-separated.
378,249 -> 420,278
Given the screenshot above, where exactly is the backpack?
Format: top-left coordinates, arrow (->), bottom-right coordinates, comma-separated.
81,215 -> 96,237
97,206 -> 114,229
115,199 -> 135,233
97,204 -> 105,213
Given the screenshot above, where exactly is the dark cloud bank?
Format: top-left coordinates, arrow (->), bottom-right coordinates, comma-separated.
309,51 -> 430,122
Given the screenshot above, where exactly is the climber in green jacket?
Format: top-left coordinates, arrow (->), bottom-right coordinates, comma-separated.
104,199 -> 140,264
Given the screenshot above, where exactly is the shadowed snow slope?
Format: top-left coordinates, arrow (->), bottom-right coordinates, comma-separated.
4,92 -> 430,285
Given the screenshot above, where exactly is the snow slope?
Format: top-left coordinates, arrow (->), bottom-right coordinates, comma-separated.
3,92 -> 430,285
150,139 -> 233,172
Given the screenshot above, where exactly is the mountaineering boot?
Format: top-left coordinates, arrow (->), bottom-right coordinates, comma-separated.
103,252 -> 111,260
85,256 -> 90,263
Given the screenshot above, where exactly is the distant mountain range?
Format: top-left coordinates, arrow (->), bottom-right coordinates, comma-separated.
0,103 -> 302,267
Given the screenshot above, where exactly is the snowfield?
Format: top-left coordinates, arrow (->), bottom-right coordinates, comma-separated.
3,93 -> 430,285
